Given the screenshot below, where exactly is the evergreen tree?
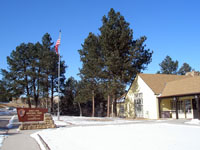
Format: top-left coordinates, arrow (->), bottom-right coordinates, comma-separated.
3,43 -> 33,107
78,33 -> 103,117
60,77 -> 78,115
1,33 -> 66,108
157,55 -> 178,74
0,79 -> 13,102
99,8 -> 153,116
40,33 -> 66,112
74,79 -> 93,116
178,63 -> 192,75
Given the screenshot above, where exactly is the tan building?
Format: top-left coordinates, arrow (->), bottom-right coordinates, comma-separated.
117,72 -> 200,119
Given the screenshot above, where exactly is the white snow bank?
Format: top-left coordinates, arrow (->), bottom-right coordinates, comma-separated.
6,115 -> 16,129
185,119 -> 200,125
31,123 -> 200,150
30,133 -> 46,150
54,120 -> 68,126
53,116 -> 141,126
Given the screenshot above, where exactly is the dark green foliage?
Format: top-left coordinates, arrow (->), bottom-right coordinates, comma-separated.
1,33 -> 66,109
0,79 -> 13,102
60,77 -> 79,115
78,33 -> 103,116
74,79 -> 92,104
157,55 -> 178,74
100,8 -> 152,115
157,56 -> 193,75
78,8 -> 153,116
178,63 -> 192,75
100,9 -> 152,84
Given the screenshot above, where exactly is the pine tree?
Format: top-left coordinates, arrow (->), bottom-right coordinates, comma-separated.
178,63 -> 192,75
1,33 -> 66,108
0,79 -> 13,102
3,43 -> 33,107
157,55 -> 178,74
60,77 -> 78,115
78,33 -> 103,117
74,79 -> 93,116
99,8 -> 153,116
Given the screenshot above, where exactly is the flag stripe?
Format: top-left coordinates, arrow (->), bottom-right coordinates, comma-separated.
55,39 -> 60,55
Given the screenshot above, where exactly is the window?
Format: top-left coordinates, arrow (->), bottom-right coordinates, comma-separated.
170,100 -> 176,111
119,105 -> 124,114
178,101 -> 184,113
134,93 -> 143,117
185,100 -> 192,113
170,100 -> 192,113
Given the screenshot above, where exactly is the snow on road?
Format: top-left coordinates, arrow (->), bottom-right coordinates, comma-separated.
31,116 -> 200,150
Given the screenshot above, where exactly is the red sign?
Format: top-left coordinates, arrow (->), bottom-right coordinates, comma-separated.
17,108 -> 48,122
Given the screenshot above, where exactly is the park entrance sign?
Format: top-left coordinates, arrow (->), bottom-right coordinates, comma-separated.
17,108 -> 48,122
17,108 -> 56,130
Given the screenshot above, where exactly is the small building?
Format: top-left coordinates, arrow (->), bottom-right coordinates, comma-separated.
117,72 -> 200,119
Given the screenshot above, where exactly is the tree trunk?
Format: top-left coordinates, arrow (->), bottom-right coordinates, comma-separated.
113,94 -> 116,117
36,68 -> 41,107
92,90 -> 95,117
26,80 -> 31,108
33,78 -> 37,107
107,94 -> 110,117
35,96 -> 39,108
78,102 -> 82,117
27,96 -> 31,108
25,68 -> 31,108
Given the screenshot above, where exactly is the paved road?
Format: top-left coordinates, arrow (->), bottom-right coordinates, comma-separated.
0,115 -> 10,130
0,110 -> 41,150
2,129 -> 41,150
0,112 -> 14,135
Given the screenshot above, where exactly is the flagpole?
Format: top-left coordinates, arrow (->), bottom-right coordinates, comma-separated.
57,30 -> 61,120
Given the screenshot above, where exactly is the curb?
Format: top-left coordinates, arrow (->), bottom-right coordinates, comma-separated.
37,134 -> 51,150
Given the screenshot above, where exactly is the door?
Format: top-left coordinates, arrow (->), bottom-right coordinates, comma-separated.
192,99 -> 199,119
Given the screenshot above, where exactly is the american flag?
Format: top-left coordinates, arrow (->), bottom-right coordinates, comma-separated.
55,39 -> 60,54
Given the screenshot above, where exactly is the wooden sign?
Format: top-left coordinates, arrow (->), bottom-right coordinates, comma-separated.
17,108 -> 48,122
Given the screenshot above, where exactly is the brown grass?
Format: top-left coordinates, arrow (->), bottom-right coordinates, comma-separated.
0,102 -> 32,108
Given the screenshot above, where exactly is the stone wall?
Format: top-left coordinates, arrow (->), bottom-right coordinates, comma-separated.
19,113 -> 56,130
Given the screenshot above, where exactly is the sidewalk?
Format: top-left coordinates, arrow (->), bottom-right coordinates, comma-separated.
2,128 -> 41,150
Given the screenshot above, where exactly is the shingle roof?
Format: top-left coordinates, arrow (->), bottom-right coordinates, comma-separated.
138,73 -> 189,95
161,76 -> 200,97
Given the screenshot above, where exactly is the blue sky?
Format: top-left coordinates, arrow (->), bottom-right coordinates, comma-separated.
0,0 -> 200,80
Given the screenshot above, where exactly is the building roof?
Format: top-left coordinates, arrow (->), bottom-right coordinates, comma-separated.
138,73 -> 190,95
116,93 -> 126,103
161,76 -> 200,97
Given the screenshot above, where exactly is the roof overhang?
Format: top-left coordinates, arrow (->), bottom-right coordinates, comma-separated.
158,92 -> 200,99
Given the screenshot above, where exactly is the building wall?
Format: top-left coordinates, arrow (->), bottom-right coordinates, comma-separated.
161,96 -> 194,119
117,75 -> 159,119
137,76 -> 158,119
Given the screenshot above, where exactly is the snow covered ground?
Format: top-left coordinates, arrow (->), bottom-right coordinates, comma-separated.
31,116 -> 200,150
53,116 -> 142,126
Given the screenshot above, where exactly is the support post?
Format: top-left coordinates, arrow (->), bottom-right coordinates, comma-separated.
174,97 -> 179,119
158,98 -> 162,119
195,95 -> 200,120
